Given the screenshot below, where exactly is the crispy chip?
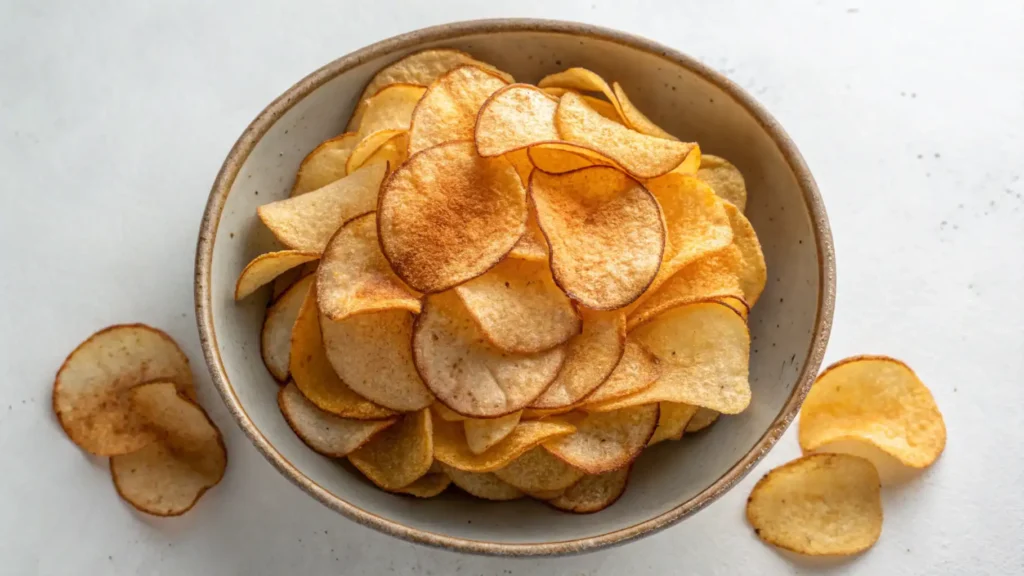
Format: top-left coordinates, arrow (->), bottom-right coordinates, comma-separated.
109,382 -> 226,516
53,324 -> 195,456
291,133 -> 360,196
522,406 -> 577,420
258,162 -> 388,253
647,402 -> 699,446
475,84 -> 559,157
507,207 -> 548,262
432,402 -> 467,422
441,464 -> 524,500
547,466 -> 630,514
493,447 -> 584,493
355,132 -> 410,175
235,250 -> 319,300
278,381 -> 395,457
464,411 -> 522,455
685,408 -> 720,433
611,82 -> 677,141
316,213 -> 420,322
538,68 -> 628,124
377,141 -> 526,293
271,265 -> 305,300
723,202 -> 767,307
433,417 -> 575,473
698,154 -> 747,212
543,405 -> 659,474
504,148 -> 534,187
349,409 -> 433,491
392,471 -> 451,498
799,356 -> 946,468
527,145 -> 603,174
543,87 -> 624,123
530,309 -> 626,409
346,129 -> 406,175
262,275 -> 314,381
454,258 -> 580,353
356,84 -> 426,138
530,167 -> 665,309
408,66 -> 508,155
412,292 -> 565,418
747,454 -> 882,555
581,339 -> 661,406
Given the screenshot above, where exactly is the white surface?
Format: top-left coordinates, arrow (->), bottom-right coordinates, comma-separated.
1,0 -> 1021,574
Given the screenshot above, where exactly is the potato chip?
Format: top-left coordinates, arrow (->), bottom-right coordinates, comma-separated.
522,406 -> 576,420
611,82 -> 677,141
530,309 -> 626,409
290,285 -> 395,419
530,167 -> 665,309
258,162 -> 388,253
493,447 -> 584,493
547,466 -> 630,514
316,213 -> 420,322
235,250 -> 319,300
432,402 -> 467,422
271,265 -> 305,300
723,202 -> 767,307
261,275 -> 314,381
53,324 -> 195,456
349,409 -> 433,491
507,208 -> 548,262
685,408 -> 720,433
580,339 -> 661,406
647,402 -> 699,446
454,258 -> 580,353
555,92 -> 698,179
356,84 -> 426,137
475,84 -> 559,157
504,148 -> 534,187
441,464 -> 524,501
408,66 -> 508,155
377,141 -> 526,293
291,133 -> 360,196
799,356 -> 946,468
109,382 -> 226,516
347,49 -> 513,131
747,454 -> 883,555
464,411 -> 521,455
538,68 -> 628,123
412,292 -> 565,418
346,129 -> 406,175
591,303 -> 750,414
278,381 -> 395,457
352,132 -> 410,175
433,417 -> 575,473
543,87 -> 624,123
543,405 -> 659,474
392,471 -> 451,498
698,154 -> 747,211
527,145 -> 602,174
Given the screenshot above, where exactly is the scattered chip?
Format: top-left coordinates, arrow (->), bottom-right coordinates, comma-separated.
723,202 -> 767,307
475,84 -> 560,157
493,446 -> 584,493
441,464 -> 524,501
346,129 -> 407,175
507,208 -> 548,262
408,66 -> 508,155
543,405 -> 659,474
464,411 -> 522,455
547,466 -> 630,514
611,82 -> 677,141
581,339 -> 661,406
433,417 -> 575,473
747,453 -> 883,555
356,84 -> 426,137
698,154 -> 747,212
348,408 -> 433,491
685,408 -> 720,433
261,274 -> 315,381
647,402 -> 699,446
235,250 -> 319,300
278,381 -> 395,457
291,133 -> 360,196
530,309 -> 626,409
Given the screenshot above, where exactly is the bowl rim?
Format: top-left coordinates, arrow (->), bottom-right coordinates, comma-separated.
195,18 -> 835,557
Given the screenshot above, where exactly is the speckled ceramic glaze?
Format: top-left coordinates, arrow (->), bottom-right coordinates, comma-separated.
195,19 -> 835,557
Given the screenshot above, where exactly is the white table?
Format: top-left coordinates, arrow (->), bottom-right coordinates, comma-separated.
2,1 -> 1022,574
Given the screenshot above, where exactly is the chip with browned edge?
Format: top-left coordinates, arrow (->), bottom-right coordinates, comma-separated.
530,309 -> 626,409
547,466 -> 630,514
356,84 -> 426,138
464,411 -> 522,455
392,469 -> 451,498
647,402 -> 699,446
235,250 -> 319,300
493,446 -> 584,494
348,409 -> 433,491
537,68 -> 628,124
278,381 -> 395,457
291,133 -> 360,196
346,129 -> 407,175
611,82 -> 678,141
581,339 -> 661,406
543,405 -> 659,474
685,408 -> 720,433
262,275 -> 314,382
698,154 -> 747,212
441,464 -> 524,501
475,84 -> 560,157
408,66 -> 508,155
433,417 -> 575,473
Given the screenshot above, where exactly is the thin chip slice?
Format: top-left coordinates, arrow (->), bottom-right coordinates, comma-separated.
611,82 -> 677,140
685,408 -> 720,433
530,167 -> 665,309
547,467 -> 630,514
799,356 -> 946,468
235,250 -> 319,300
522,406 -> 577,420
346,129 -> 406,175
543,405 -> 659,474
508,208 -> 548,262
698,154 -> 747,212
412,292 -> 565,418
723,202 -> 767,307
377,141 -> 526,293
454,258 -> 580,353
538,68 -> 628,124
527,487 -> 567,500
109,382 -> 226,516
504,148 -> 534,187
261,275 -> 315,381
408,66 -> 508,155
464,411 -> 522,455
271,265 -> 305,300
493,447 -> 584,493
392,471 -> 451,498
433,417 -> 575,473
475,84 -> 559,157
647,402 -> 699,446
581,339 -> 661,406
543,88 -> 624,123
747,454 -> 883,555
291,133 -> 360,196
348,409 -> 433,491
257,162 -> 388,253
356,84 -> 426,137
527,145 -> 603,174
278,381 -> 395,457
53,324 -> 195,456
316,212 -> 420,322
432,402 -> 467,422
352,132 -> 410,175
441,464 -> 524,501
530,309 -> 626,409
290,285 -> 395,419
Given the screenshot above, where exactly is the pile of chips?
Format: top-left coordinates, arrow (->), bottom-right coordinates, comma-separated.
238,49 -> 765,512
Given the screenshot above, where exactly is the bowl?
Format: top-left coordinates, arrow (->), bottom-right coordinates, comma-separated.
195,19 -> 835,557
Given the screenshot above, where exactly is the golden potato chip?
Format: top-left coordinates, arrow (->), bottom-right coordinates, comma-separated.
580,339 -> 661,406
53,324 -> 195,456
234,250 -> 319,300
258,161 -> 388,253
316,213 -> 420,322
432,402 -> 467,422
261,275 -> 315,382
408,66 -> 508,155
507,208 -> 548,262
799,356 -> 946,468
530,309 -> 626,409
454,258 -> 580,353
464,411 -> 521,455
538,68 -> 628,123
291,133 -> 360,196
271,265 -> 305,300
685,408 -> 720,433
109,382 -> 226,516
530,167 -> 665,309
717,296 -> 751,321
392,471 -> 451,498
747,454 -> 882,555
345,129 -> 406,175
412,293 -> 565,418
522,406 -> 576,420
698,154 -> 747,212
527,145 -> 602,174
356,84 -> 426,137
290,285 -> 395,419
433,417 -> 575,473
543,88 -> 624,123
504,148 -> 534,186
723,202 -> 767,307
591,303 -> 750,414
278,381 -> 395,457
611,82 -> 677,141
347,49 -> 513,131
547,466 -> 630,514
441,464 -> 524,501
555,92 -> 698,179
353,132 -> 409,175
527,487 -> 567,500
543,405 -> 658,474
493,447 -> 584,493
475,84 -> 559,157
349,408 -> 433,491
647,402 -> 699,446
377,141 -> 526,293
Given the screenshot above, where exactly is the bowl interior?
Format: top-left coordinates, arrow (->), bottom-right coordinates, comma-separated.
206,26 -> 825,551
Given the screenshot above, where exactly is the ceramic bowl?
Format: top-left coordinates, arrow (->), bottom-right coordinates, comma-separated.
195,19 -> 835,557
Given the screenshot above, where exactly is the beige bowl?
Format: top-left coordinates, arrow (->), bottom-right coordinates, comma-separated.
195,19 -> 834,557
